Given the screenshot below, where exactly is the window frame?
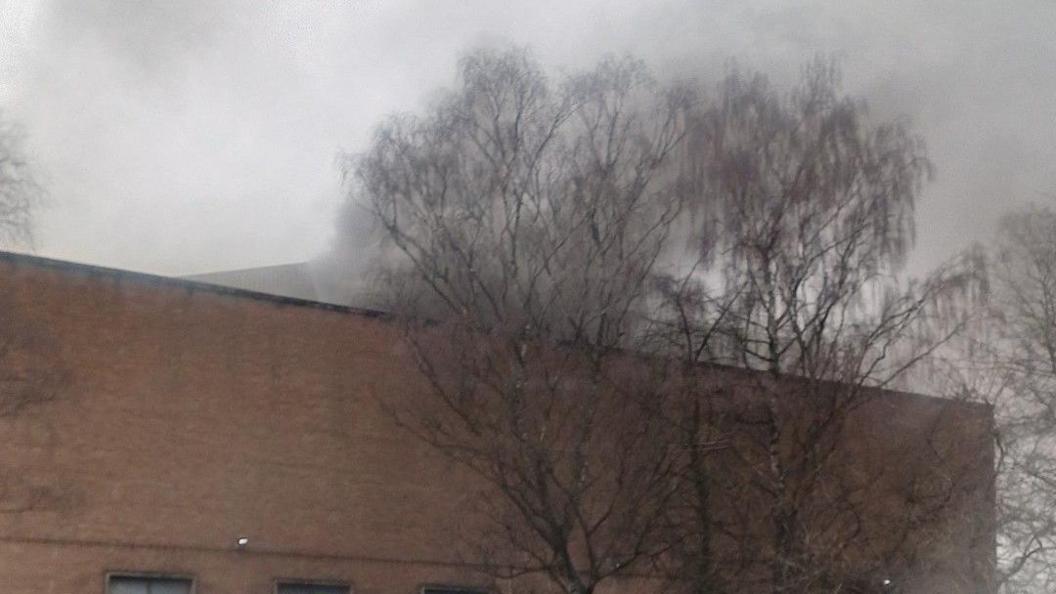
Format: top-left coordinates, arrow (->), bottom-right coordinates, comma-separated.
273,578 -> 353,594
104,571 -> 196,594
419,585 -> 489,594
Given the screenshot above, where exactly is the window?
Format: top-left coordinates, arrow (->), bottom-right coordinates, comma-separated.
421,587 -> 485,594
277,582 -> 350,594
107,575 -> 192,594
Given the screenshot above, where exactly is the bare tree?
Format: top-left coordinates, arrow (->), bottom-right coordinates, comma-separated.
651,61 -> 990,592
0,112 -> 40,248
345,47 -> 700,594
941,202 -> 1056,592
343,50 -> 993,594
0,112 -> 58,513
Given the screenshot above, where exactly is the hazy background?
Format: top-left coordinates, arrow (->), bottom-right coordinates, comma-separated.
0,0 -> 1053,277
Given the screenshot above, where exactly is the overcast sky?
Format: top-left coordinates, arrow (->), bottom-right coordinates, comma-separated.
0,0 -> 1054,276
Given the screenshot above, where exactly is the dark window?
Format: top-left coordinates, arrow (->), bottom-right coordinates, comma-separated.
422,587 -> 485,594
277,583 -> 350,594
108,576 -> 192,594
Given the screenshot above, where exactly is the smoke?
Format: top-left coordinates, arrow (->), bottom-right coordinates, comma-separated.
0,0 -> 1053,277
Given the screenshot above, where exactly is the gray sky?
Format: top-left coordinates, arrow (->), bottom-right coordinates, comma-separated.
1,0 -> 1054,276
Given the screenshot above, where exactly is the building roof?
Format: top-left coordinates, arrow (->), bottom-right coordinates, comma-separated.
0,250 -> 385,318
181,258 -> 385,310
0,250 -> 992,416
181,262 -> 323,303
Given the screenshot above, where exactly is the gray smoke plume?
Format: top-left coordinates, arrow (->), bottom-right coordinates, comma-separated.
0,0 -> 1052,278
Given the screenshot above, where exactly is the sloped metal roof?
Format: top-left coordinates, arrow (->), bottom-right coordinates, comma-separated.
182,262 -> 323,303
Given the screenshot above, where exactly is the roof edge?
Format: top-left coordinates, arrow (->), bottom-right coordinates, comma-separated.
179,261 -> 314,278
0,250 -> 389,319
0,251 -> 990,417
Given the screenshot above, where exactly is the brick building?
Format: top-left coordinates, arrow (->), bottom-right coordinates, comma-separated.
0,252 -> 993,593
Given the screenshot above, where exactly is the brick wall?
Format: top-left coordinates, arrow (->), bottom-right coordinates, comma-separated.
0,254 -> 994,594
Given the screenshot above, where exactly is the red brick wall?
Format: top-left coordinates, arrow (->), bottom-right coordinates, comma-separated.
0,254 -> 994,594
0,255 -> 493,594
